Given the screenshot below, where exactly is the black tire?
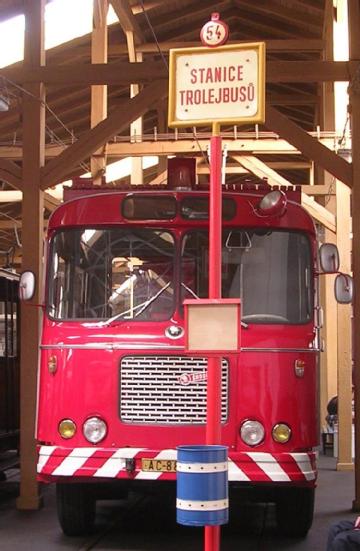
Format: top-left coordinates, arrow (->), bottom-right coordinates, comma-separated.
56,483 -> 96,536
276,487 -> 315,537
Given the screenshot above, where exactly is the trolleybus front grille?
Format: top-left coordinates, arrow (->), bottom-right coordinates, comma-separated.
119,356 -> 229,424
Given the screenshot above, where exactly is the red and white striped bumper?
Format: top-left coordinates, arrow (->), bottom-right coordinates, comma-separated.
37,446 -> 317,484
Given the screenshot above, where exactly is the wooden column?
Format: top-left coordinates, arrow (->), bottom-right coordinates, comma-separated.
319,230 -> 338,426
109,1 -> 146,185
319,0 -> 338,430
348,0 -> 360,509
16,0 -> 45,510
91,0 -> 108,185
336,180 -> 353,470
332,0 -> 353,470
157,103 -> 167,175
128,34 -> 143,186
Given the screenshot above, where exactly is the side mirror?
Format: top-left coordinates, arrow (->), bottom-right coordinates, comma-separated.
319,243 -> 340,273
19,271 -> 36,301
335,273 -> 353,304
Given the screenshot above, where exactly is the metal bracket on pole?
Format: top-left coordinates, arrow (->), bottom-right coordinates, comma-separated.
222,144 -> 228,185
206,144 -> 211,164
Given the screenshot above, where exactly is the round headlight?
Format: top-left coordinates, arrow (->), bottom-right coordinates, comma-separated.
83,416 -> 107,444
59,419 -> 76,439
240,420 -> 265,446
272,423 -> 291,443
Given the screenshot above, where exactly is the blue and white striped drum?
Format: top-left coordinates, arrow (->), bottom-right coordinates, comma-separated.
176,445 -> 229,526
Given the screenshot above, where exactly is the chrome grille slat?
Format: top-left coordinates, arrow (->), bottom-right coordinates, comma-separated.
120,356 -> 229,424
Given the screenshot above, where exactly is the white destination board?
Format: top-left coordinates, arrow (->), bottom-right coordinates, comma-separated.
168,43 -> 265,127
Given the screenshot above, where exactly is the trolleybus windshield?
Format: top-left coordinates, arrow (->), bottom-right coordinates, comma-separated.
48,227 -> 312,325
181,229 -> 313,324
48,228 -> 175,321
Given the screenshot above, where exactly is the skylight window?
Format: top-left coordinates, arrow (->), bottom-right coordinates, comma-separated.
0,0 -> 117,68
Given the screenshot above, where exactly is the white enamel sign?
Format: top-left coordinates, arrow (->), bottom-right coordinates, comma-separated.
168,43 -> 265,127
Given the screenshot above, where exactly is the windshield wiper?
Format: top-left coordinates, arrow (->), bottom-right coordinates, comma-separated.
102,281 -> 171,325
134,281 -> 171,317
181,282 -> 199,299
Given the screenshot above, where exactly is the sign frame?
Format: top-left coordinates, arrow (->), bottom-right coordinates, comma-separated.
183,298 -> 241,354
168,42 -> 265,128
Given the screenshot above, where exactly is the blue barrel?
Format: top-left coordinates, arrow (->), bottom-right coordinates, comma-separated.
176,445 -> 228,526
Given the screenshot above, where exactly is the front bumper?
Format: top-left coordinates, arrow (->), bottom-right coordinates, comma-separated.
37,445 -> 317,485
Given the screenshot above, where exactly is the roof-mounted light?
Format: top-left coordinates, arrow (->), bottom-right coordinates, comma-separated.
257,190 -> 287,217
167,157 -> 196,190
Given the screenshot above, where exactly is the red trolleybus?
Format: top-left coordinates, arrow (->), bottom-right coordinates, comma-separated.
22,177 -> 344,536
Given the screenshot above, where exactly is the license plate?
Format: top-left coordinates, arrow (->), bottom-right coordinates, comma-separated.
141,458 -> 177,473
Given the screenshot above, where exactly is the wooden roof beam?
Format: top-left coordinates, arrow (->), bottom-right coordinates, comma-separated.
265,103 -> 353,188
147,0 -> 231,36
0,61 -> 167,85
0,134 -> 342,160
301,193 -> 336,232
280,0 -> 324,17
44,193 -> 60,211
68,38 -> 324,57
1,60 -> 354,85
0,159 -> 22,189
110,0 -> 144,45
234,0 -> 322,34
0,169 -> 21,189
267,93 -> 318,105
233,14 -> 296,40
266,61 -> 352,83
41,79 -> 167,189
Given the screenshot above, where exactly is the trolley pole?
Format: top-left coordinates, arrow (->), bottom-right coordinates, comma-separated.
205,124 -> 223,551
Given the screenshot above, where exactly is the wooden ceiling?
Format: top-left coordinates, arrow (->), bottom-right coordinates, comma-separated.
0,0 -> 343,265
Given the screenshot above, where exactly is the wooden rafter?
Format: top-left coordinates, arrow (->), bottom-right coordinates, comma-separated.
110,0 -> 144,44
301,193 -> 336,232
0,60 -> 354,86
0,169 -> 21,189
44,193 -> 60,211
237,0 -> 322,30
280,0 -> 323,17
69,38 -> 324,57
147,0 -> 231,37
265,103 -> 353,187
0,135 -> 342,160
266,61 -> 352,83
267,93 -> 318,105
0,159 -> 22,188
0,61 -> 167,85
41,79 -> 167,189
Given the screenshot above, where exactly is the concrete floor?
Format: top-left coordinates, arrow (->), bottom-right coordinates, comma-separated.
0,454 -> 356,550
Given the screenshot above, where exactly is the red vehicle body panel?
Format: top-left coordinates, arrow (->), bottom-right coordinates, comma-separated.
36,188 -> 319,488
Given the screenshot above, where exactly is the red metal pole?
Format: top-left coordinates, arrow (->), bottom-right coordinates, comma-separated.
207,133 -> 223,444
208,134 -> 223,299
205,130 -> 222,551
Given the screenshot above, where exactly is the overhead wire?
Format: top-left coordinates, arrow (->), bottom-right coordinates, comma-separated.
0,3 -> 216,194
324,109 -> 351,206
138,0 -> 210,169
0,74 -> 91,174
0,211 -> 22,248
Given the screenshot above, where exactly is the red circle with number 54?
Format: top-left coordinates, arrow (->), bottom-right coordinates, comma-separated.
200,13 -> 229,48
